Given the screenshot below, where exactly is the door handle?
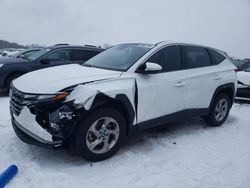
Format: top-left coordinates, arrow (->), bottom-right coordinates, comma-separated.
213,75 -> 222,80
175,81 -> 186,87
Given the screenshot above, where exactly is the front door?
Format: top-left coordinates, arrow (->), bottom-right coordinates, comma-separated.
135,45 -> 188,124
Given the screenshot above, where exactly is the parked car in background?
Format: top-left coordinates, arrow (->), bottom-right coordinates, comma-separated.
232,59 -> 250,72
11,48 -> 42,58
0,48 -> 42,60
236,60 -> 250,98
0,48 -> 25,57
10,42 -> 237,161
0,45 -> 104,91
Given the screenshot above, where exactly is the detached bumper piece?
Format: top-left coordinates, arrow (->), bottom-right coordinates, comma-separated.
12,117 -> 57,149
10,101 -> 78,148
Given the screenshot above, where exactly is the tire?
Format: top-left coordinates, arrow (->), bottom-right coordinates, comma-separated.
204,93 -> 231,127
5,74 -> 23,93
74,107 -> 126,162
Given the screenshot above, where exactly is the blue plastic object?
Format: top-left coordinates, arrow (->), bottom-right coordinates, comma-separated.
0,165 -> 18,188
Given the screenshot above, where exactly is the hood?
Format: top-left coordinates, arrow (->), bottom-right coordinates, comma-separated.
0,57 -> 29,64
13,64 -> 122,94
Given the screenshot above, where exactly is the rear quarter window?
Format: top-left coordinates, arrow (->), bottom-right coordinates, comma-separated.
207,49 -> 226,65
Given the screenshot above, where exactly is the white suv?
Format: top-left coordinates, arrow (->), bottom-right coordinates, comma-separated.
10,41 -> 237,161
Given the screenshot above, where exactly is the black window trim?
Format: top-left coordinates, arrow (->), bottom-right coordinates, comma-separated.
206,48 -> 213,66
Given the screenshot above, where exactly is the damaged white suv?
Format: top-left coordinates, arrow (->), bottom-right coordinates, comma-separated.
10,42 -> 237,161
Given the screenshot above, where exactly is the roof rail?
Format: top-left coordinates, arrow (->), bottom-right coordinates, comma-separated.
84,44 -> 99,48
54,43 -> 69,46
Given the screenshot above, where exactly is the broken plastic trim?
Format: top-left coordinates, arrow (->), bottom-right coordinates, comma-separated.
13,101 -> 78,146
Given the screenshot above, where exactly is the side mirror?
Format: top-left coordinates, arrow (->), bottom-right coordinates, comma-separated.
40,58 -> 50,64
136,62 -> 162,73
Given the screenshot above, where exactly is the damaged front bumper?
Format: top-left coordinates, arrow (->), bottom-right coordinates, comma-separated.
10,88 -> 79,148
11,114 -> 60,149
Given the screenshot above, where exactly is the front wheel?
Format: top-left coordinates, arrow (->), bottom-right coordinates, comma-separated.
204,93 -> 231,127
74,107 -> 126,162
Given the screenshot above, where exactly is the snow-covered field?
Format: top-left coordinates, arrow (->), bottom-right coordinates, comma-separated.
0,91 -> 250,188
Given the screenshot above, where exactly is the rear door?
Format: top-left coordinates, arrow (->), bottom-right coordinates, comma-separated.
182,46 -> 224,110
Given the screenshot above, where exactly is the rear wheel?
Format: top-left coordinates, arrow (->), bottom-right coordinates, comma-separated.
74,107 -> 126,162
204,93 -> 231,127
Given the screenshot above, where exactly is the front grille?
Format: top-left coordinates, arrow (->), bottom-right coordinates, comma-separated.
10,86 -> 36,116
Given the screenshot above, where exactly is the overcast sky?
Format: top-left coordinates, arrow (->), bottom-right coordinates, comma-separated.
0,0 -> 249,58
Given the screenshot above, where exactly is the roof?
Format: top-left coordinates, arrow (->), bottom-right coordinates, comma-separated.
156,41 -> 228,57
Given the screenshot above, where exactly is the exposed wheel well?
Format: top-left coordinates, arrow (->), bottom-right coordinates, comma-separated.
89,94 -> 135,136
106,100 -> 133,136
218,88 -> 234,106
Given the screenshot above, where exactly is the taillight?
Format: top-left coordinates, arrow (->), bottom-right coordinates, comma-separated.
235,67 -> 243,72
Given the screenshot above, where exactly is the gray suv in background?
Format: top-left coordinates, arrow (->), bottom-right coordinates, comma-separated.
0,45 -> 104,91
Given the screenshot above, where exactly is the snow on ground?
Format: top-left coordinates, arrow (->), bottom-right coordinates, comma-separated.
0,90 -> 250,188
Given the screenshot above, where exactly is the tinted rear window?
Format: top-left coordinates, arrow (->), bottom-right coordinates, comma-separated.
182,46 -> 211,69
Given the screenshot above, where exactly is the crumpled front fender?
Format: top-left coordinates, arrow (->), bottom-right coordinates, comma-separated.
66,77 -> 138,125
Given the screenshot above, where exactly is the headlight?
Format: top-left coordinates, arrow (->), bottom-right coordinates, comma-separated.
37,92 -> 68,101
0,64 -> 3,68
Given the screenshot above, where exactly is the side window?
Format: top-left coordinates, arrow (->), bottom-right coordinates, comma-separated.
71,50 -> 100,61
182,46 -> 211,69
207,49 -> 226,65
147,46 -> 181,72
21,50 -> 38,58
44,49 -> 71,61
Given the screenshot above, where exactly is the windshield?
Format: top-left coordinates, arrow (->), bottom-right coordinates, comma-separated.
26,48 -> 51,61
83,44 -> 154,71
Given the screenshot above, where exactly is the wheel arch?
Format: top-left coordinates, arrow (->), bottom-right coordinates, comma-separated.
88,93 -> 136,136
209,83 -> 235,109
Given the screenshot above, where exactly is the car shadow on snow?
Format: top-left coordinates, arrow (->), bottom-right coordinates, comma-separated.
24,116 -> 236,168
